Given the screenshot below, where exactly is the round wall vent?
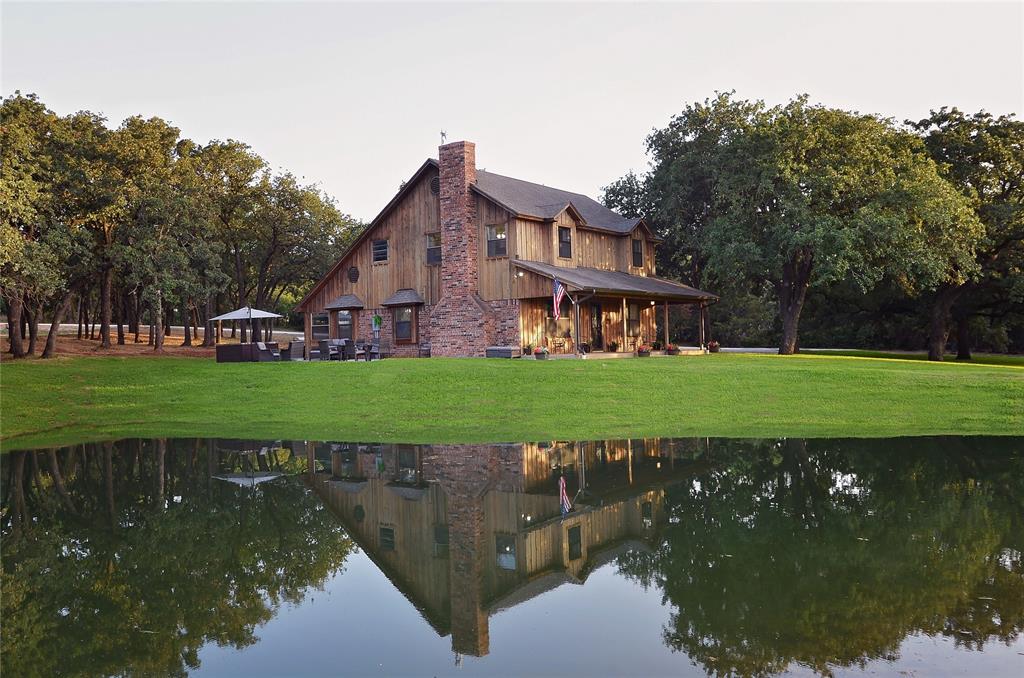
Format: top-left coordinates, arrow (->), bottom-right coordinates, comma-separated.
429,177 -> 440,195
348,266 -> 359,283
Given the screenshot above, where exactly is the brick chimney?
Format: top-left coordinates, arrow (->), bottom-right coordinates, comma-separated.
431,141 -> 493,356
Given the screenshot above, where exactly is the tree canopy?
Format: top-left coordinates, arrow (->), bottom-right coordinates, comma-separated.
1,92 -> 363,356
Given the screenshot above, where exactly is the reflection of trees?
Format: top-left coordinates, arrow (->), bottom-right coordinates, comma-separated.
616,437 -> 1024,677
2,439 -> 354,678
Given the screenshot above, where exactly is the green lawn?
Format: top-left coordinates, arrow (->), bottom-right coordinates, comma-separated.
801,349 -> 1024,367
1,353 -> 1021,450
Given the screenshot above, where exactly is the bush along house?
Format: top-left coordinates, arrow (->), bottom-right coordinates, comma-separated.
298,140 -> 717,357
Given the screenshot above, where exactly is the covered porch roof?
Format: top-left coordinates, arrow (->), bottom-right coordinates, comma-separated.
512,259 -> 717,303
324,293 -> 365,311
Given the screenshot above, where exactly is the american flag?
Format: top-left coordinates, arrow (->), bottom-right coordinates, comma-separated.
559,475 -> 572,516
552,279 -> 566,319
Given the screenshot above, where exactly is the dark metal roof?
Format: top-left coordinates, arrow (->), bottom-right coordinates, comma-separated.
513,259 -> 717,302
474,169 -> 643,234
324,293 -> 365,311
381,288 -> 425,307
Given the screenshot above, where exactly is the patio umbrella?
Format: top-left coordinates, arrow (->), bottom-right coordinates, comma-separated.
213,471 -> 283,487
210,306 -> 283,342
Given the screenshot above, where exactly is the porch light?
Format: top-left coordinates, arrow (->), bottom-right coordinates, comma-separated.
650,300 -> 655,305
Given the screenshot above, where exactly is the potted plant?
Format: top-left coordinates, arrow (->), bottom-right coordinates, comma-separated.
707,339 -> 720,353
652,340 -> 662,350
637,344 -> 652,357
608,340 -> 619,353
665,343 -> 680,355
533,346 -> 550,360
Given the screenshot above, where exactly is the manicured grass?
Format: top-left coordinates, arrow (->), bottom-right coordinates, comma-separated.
801,349 -> 1024,368
1,353 -> 1021,450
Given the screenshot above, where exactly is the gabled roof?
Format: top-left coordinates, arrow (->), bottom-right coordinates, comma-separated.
381,288 -> 425,306
514,259 -> 717,303
324,294 -> 364,311
473,169 -> 647,236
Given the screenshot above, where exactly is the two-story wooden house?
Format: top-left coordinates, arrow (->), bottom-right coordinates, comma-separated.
298,140 -> 716,357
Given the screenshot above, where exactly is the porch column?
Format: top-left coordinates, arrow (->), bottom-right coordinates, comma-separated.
352,310 -> 360,342
328,310 -> 338,339
663,302 -> 669,347
621,297 -> 627,352
303,312 -> 312,359
698,303 -> 706,349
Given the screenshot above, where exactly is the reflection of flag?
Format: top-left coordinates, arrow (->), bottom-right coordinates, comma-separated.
559,475 -> 572,516
553,279 -> 566,319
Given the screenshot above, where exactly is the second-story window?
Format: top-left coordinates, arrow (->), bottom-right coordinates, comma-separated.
558,227 -> 572,259
486,224 -> 507,257
632,238 -> 644,268
426,233 -> 441,265
372,239 -> 389,263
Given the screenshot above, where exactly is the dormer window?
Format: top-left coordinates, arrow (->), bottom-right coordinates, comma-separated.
372,239 -> 389,263
632,239 -> 644,268
486,224 -> 507,257
558,227 -> 572,259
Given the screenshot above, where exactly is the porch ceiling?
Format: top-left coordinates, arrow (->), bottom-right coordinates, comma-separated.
513,259 -> 717,303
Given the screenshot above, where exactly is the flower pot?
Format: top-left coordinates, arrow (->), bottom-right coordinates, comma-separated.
667,348 -> 680,356
708,345 -> 720,353
534,353 -> 548,360
637,350 -> 651,358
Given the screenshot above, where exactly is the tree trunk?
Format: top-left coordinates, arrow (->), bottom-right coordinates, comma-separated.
777,252 -> 813,355
927,285 -> 963,361
153,290 -> 164,352
116,287 -> 126,345
41,290 -> 74,359
26,302 -> 40,355
77,293 -> 84,340
99,265 -> 113,348
182,298 -> 192,347
956,315 -> 972,360
202,296 -> 216,347
7,292 -> 26,358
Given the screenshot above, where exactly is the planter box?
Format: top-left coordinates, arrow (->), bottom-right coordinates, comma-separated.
486,346 -> 522,359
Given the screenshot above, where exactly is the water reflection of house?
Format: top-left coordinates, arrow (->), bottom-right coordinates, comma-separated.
305,438 -> 709,658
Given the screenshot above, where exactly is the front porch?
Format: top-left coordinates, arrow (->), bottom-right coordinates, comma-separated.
512,259 -> 717,357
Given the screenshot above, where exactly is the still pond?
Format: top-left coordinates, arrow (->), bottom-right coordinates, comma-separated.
2,436 -> 1022,677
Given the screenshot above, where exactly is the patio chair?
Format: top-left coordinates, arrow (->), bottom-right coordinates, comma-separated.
282,340 -> 305,361
256,342 -> 280,361
318,340 -> 337,361
418,342 -> 431,358
340,339 -> 357,361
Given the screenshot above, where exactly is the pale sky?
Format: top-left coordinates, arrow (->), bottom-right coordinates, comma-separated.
3,1 -> 1022,221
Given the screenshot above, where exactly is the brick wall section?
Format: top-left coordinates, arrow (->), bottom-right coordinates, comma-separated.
431,141 -> 496,357
358,305 -> 432,358
487,299 -> 521,348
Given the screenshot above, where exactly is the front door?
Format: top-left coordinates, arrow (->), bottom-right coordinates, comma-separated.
590,304 -> 603,350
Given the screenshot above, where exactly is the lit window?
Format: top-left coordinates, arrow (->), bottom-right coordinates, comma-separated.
558,227 -> 572,259
632,239 -> 643,268
496,534 -> 517,570
393,306 -> 415,343
426,233 -> 441,265
372,239 -> 389,263
486,224 -> 507,257
627,303 -> 640,337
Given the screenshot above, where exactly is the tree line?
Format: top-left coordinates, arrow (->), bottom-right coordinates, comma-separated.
603,94 -> 1023,358
1,92 -> 363,358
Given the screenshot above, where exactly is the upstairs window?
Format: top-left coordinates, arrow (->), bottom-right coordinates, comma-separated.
627,303 -> 640,337
380,526 -> 396,551
496,534 -> 517,570
632,239 -> 644,268
486,224 -> 507,257
558,227 -> 572,259
372,239 -> 389,263
568,525 -> 582,560
426,233 -> 441,265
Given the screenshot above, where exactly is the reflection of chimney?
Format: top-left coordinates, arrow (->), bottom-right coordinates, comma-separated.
425,443 -> 507,657
447,487 -> 489,656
